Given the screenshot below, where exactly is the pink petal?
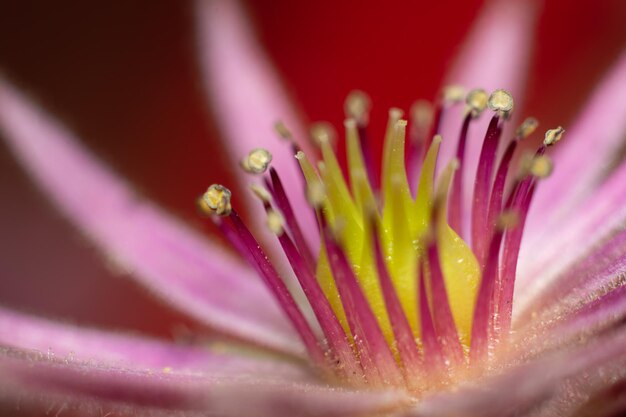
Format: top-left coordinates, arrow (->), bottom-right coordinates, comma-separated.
517,53 -> 626,292
0,77 -> 301,356
195,0 -> 318,251
537,284 -> 626,352
0,347 -> 408,417
526,52 -> 626,237
0,306 -> 308,379
515,148 -> 626,316
437,0 -> 537,238
515,228 -> 626,332
0,349 -> 213,416
404,327 -> 626,417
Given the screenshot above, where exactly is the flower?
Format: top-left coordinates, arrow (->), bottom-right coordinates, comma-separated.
1,0 -> 625,416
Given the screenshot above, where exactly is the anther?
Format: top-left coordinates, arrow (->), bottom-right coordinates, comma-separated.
241,148 -> 273,174
344,90 -> 371,125
488,89 -> 514,118
306,181 -> 326,208
515,117 -> 539,139
466,88 -> 488,118
442,85 -> 466,104
517,152 -> 534,178
274,121 -> 293,141
497,210 -> 520,230
201,184 -> 232,216
389,107 -> 404,118
310,122 -> 336,146
543,126 -> 565,146
249,184 -> 272,204
266,209 -> 285,235
411,100 -> 433,127
530,155 -> 553,178
344,118 -> 358,130
410,100 -> 434,139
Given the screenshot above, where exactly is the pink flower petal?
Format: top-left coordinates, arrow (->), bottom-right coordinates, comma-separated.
0,306 -> 308,379
517,53 -> 626,293
0,77 -> 301,356
0,349 -> 213,416
0,347 -> 409,417
515,228 -> 626,332
526,52 -> 626,238
195,0 -> 318,252
515,147 -> 626,317
538,284 -> 626,351
404,327 -> 626,417
437,0 -> 537,238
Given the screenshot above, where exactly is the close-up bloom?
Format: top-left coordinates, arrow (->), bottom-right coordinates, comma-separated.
0,0 -> 625,416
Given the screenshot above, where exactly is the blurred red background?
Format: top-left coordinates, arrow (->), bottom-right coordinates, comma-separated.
0,0 -> 624,338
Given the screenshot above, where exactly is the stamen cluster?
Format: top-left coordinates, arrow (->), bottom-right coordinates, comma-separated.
200,88 -> 564,393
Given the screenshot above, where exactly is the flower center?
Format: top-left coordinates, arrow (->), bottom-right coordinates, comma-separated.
200,88 -> 564,393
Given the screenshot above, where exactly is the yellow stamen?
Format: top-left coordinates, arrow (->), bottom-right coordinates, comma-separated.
242,148 -> 273,174
413,135 -> 442,236
466,88 -> 488,118
530,155 -> 553,178
274,121 -> 293,141
381,108 -> 405,184
410,100 -> 434,142
344,90 -> 371,125
379,119 -> 420,334
267,209 -> 285,235
442,85 -> 466,104
497,211 -> 520,230
488,89 -> 514,118
320,138 -> 361,236
515,117 -> 539,139
544,126 -> 565,146
249,184 -> 272,203
310,122 -> 337,146
345,119 -> 377,212
201,184 -> 232,216
433,160 -> 480,345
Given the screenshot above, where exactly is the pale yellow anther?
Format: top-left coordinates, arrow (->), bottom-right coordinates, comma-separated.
515,117 -> 539,139
274,121 -> 293,141
249,184 -> 272,203
411,100 -> 433,124
266,209 -> 285,235
442,85 -> 466,103
344,118 -> 358,130
517,152 -> 534,178
409,100 -> 434,145
466,88 -> 489,117
242,148 -> 273,174
388,107 -> 404,121
310,122 -> 336,146
344,90 -> 371,125
329,216 -> 347,240
202,184 -> 232,216
530,155 -> 553,178
544,126 -> 565,146
306,181 -> 326,208
488,89 -> 514,117
497,210 -> 520,230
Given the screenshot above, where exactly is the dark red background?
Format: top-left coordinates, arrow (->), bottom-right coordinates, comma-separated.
0,0 -> 624,338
